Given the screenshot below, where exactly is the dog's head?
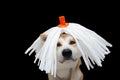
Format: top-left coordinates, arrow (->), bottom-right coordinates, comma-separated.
40,33 -> 81,63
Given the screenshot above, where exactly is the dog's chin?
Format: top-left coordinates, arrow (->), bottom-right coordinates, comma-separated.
59,58 -> 77,64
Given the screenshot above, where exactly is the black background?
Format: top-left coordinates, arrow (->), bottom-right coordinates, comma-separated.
4,1 -> 119,80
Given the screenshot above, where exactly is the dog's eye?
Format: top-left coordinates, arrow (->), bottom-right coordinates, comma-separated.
57,42 -> 62,47
69,41 -> 76,45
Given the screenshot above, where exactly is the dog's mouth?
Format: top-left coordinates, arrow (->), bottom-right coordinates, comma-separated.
59,57 -> 77,63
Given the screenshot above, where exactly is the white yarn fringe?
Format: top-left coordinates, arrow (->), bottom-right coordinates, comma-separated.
25,23 -> 112,77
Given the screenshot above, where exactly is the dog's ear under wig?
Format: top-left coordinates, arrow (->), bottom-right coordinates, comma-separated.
40,34 -> 48,42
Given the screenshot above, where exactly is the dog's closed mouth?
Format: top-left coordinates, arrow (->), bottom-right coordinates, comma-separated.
59,58 -> 77,63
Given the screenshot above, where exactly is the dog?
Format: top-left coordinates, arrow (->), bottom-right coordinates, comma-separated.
40,33 -> 83,80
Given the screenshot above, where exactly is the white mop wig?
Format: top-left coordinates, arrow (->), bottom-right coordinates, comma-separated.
25,16 -> 112,77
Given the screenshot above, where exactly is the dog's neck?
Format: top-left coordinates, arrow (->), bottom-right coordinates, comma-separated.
56,60 -> 78,80
56,68 -> 72,80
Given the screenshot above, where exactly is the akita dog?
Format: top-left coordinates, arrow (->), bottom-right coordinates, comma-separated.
41,33 -> 83,80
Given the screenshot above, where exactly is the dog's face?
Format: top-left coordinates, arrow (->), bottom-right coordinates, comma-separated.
41,33 -> 81,63
57,33 -> 81,63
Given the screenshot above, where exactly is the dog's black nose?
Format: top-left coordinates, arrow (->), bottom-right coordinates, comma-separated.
62,49 -> 72,58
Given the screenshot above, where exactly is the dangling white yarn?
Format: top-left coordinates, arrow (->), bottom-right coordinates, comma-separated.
66,23 -> 112,69
25,17 -> 112,77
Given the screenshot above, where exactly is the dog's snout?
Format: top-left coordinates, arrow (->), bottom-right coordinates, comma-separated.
62,49 -> 72,58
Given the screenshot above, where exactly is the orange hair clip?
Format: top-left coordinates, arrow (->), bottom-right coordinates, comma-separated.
58,16 -> 69,28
